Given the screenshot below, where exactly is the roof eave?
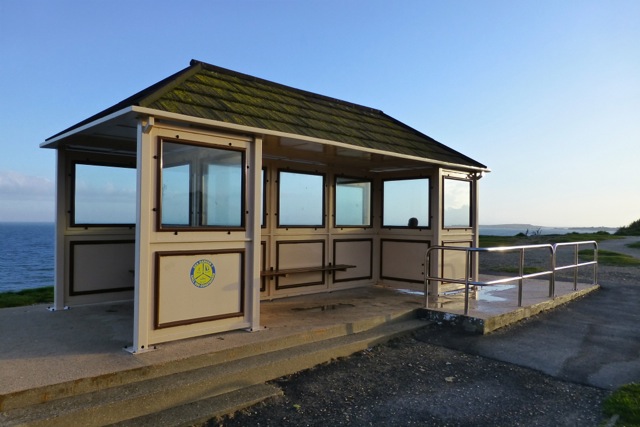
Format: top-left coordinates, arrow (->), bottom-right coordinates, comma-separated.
40,106 -> 136,149
132,106 -> 490,173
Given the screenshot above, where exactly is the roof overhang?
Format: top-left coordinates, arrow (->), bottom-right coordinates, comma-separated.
41,105 -> 491,174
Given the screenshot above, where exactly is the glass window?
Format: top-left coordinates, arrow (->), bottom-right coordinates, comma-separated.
383,178 -> 430,227
161,163 -> 190,226
278,170 -> 324,227
335,177 -> 371,227
203,161 -> 243,226
73,163 -> 136,225
160,140 -> 244,229
444,178 -> 472,228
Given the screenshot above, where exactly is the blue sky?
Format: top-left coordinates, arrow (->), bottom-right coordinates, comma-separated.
0,0 -> 638,227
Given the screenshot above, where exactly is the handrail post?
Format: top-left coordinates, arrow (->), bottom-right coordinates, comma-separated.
517,248 -> 524,307
593,242 -> 598,286
464,248 -> 471,315
423,250 -> 430,309
573,243 -> 579,291
550,245 -> 556,298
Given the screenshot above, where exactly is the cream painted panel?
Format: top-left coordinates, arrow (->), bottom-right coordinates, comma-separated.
276,240 -> 324,289
442,241 -> 472,280
156,251 -> 243,328
71,241 -> 134,295
333,239 -> 372,282
380,240 -> 429,283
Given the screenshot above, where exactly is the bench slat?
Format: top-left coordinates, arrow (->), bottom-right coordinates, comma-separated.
261,264 -> 355,278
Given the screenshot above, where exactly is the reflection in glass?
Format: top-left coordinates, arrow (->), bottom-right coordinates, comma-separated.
161,141 -> 244,228
278,171 -> 324,226
161,164 -> 190,225
383,178 -> 430,227
74,163 -> 136,225
444,178 -> 471,228
204,160 -> 242,226
335,177 -> 371,227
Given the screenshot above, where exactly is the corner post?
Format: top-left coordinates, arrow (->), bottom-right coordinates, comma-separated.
429,168 -> 443,297
131,118 -> 154,352
247,135 -> 263,331
51,148 -> 67,310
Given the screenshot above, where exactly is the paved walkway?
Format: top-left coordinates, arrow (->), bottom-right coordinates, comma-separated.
597,235 -> 640,258
418,238 -> 640,390
0,287 -> 424,396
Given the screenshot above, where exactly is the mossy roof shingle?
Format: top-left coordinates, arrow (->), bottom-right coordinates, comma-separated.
47,60 -> 486,169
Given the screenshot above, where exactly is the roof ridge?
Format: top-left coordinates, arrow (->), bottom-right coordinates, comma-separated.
190,59 -> 385,116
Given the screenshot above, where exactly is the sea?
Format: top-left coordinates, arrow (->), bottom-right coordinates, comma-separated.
0,222 -> 619,293
0,222 -> 55,293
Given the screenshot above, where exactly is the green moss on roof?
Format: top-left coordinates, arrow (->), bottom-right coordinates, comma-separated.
49,60 -> 486,169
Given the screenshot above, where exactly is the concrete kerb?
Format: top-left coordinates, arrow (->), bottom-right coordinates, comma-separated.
421,284 -> 600,334
0,301 -> 420,413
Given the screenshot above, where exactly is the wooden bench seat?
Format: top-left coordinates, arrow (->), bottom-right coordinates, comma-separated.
261,264 -> 355,278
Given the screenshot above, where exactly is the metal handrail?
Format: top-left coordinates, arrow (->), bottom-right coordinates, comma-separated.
554,241 -> 598,291
424,241 -> 598,315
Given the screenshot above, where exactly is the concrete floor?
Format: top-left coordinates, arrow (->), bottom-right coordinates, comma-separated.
425,277 -> 599,333
0,282 -> 595,397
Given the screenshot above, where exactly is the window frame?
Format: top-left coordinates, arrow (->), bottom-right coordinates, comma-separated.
277,169 -> 326,229
156,137 -> 246,232
381,176 -> 431,229
442,176 -> 473,229
261,167 -> 267,229
333,175 -> 373,228
70,161 -> 137,228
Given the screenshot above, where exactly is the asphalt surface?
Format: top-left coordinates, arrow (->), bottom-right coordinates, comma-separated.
418,266 -> 640,390
213,237 -> 640,426
421,236 -> 640,390
420,237 -> 640,390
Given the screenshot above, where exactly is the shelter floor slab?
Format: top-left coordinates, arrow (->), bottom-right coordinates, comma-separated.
425,277 -> 600,333
0,282 -> 596,396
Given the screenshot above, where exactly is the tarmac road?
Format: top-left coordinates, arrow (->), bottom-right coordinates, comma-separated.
415,238 -> 640,391
214,238 -> 640,426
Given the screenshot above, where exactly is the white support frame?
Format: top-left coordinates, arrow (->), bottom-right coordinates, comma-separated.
51,149 -> 68,311
246,136 -> 263,331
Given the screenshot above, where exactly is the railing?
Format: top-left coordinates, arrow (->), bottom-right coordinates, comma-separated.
424,241 -> 598,315
554,241 -> 599,291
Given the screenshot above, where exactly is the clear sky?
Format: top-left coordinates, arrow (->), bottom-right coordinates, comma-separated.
0,0 -> 638,227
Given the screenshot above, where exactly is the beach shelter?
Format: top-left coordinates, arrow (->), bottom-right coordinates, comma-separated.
41,60 -> 488,352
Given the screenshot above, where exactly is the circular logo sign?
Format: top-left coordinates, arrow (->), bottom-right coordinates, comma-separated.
190,259 -> 216,288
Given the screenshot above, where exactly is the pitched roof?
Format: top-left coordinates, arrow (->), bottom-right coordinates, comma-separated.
47,60 -> 486,170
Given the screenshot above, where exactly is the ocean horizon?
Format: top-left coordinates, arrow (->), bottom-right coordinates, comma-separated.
0,222 -> 619,293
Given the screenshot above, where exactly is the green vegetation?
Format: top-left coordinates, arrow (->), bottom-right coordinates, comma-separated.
603,383 -> 640,426
616,218 -> 640,236
578,249 -> 640,267
480,232 -> 621,248
0,286 -> 54,308
627,241 -> 640,250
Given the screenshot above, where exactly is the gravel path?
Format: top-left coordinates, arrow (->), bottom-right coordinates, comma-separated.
597,236 -> 640,258
208,240 -> 640,427
211,337 -> 608,426
209,338 -> 607,427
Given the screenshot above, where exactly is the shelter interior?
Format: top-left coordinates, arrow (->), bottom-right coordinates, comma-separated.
42,61 -> 487,352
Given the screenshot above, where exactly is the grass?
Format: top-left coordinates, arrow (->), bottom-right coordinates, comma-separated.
627,241 -> 640,250
0,286 -> 54,308
603,383 -> 640,426
579,249 -> 640,267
